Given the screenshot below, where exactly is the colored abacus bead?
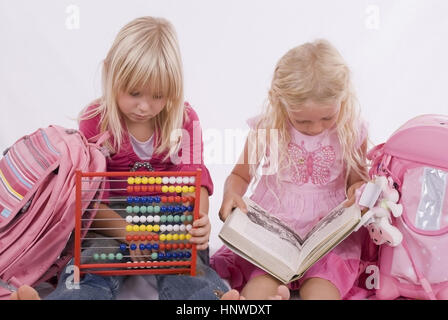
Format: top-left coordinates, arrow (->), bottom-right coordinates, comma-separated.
127,186 -> 134,193
187,215 -> 193,222
146,225 -> 153,232
126,225 -> 133,232
93,253 -> 100,260
173,215 -> 180,223
179,234 -> 186,240
147,206 -> 154,213
173,234 -> 179,241
153,215 -> 161,223
155,177 -> 162,184
134,177 -> 142,184
139,244 -> 146,250
160,225 -> 167,232
127,177 -> 135,185
148,177 -> 155,184
175,186 -> 182,193
130,244 -> 137,250
147,215 -> 154,223
153,224 -> 160,232
185,243 -> 192,249
141,177 -> 148,184
182,186 -> 189,193
176,177 -> 183,184
166,234 -> 173,241
133,225 -> 140,232
182,177 -> 190,184
168,186 -> 176,193
178,243 -> 185,250
116,253 -> 123,260
146,235 -> 153,241
172,243 -> 178,250
160,215 -> 167,223
132,216 -> 140,223
108,253 -> 115,260
162,177 -> 169,184
151,252 -> 158,260
100,253 -> 107,260
165,252 -> 172,259
126,235 -> 133,242
120,244 -> 127,251
126,206 -> 133,214
186,234 -> 192,240
140,206 -> 147,214
145,243 -> 152,250
186,224 -> 193,231
189,177 -> 195,184
133,235 -> 139,241
169,177 -> 176,184
179,225 -> 186,232
154,206 -> 160,214
158,252 -> 165,259
185,251 -> 192,258
126,215 -> 133,223
152,243 -> 159,250
162,185 -> 169,193
167,215 -> 174,223
140,215 -> 147,223
134,186 -> 141,192
166,224 -> 173,232
133,206 -> 140,214
173,225 -> 180,232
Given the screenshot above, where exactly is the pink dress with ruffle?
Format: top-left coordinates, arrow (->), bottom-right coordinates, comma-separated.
211,117 -> 373,299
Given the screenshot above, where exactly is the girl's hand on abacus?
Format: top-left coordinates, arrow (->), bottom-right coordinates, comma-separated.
188,210 -> 211,250
219,192 -> 248,222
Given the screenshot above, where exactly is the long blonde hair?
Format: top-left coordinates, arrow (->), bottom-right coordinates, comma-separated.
250,39 -> 369,188
81,16 -> 185,158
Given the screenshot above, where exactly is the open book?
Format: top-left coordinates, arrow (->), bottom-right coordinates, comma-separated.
218,197 -> 362,284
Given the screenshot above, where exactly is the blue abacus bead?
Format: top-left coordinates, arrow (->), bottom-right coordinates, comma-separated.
144,243 -> 151,250
177,252 -> 184,259
165,252 -> 172,259
160,206 -> 167,213
172,252 -> 178,259
93,253 -> 100,260
185,251 -> 191,259
182,205 -> 187,212
188,205 -> 194,212
126,206 -> 133,214
127,196 -> 133,204
154,196 -> 161,203
152,243 -> 159,250
120,244 -> 127,251
168,206 -> 174,213
139,243 -> 146,251
133,196 -> 140,203
133,206 -> 140,214
147,196 -> 153,203
158,252 -> 165,260
130,244 -> 137,251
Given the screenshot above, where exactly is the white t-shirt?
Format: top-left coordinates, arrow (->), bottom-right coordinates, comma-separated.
129,133 -> 154,160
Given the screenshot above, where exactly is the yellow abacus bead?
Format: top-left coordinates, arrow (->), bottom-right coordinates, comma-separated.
173,234 -> 179,241
135,177 -> 142,185
126,225 -> 133,232
141,177 -> 148,184
162,185 -> 169,193
188,186 -> 195,193
179,234 -> 186,240
160,234 -> 166,241
155,177 -> 162,184
139,224 -> 146,232
127,177 -> 135,185
182,186 -> 189,193
148,177 -> 156,184
133,225 -> 140,232
168,186 -> 176,193
186,234 -> 192,240
166,234 -> 173,241
146,225 -> 153,232
153,225 -> 160,232
175,186 -> 182,193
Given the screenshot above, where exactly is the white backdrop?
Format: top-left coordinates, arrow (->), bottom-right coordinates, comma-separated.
1,0 -> 447,253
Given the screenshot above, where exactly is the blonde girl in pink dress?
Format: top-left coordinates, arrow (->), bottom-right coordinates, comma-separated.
212,39 -> 371,300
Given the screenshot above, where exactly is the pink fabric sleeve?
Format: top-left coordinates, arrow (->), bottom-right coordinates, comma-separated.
176,104 -> 214,196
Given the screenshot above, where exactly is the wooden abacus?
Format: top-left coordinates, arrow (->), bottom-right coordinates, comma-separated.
74,170 -> 201,277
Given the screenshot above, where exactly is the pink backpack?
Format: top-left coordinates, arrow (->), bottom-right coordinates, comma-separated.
0,125 -> 107,299
368,114 -> 448,300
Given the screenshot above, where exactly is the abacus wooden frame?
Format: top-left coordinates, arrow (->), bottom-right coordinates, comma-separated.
74,169 -> 201,277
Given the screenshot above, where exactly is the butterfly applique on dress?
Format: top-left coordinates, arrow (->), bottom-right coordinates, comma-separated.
288,141 -> 336,185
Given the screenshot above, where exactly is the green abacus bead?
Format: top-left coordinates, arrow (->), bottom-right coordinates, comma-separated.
93,253 -> 100,260
180,215 -> 186,222
140,206 -> 147,214
173,215 -> 180,223
133,206 -> 140,214
160,215 -> 167,223
151,252 -> 158,260
108,253 -> 115,260
154,206 -> 160,214
187,215 -> 193,222
115,253 -> 123,260
100,253 -> 107,260
167,215 -> 174,223
147,205 -> 154,213
126,206 -> 133,214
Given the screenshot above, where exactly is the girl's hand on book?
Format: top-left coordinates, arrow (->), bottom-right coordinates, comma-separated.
344,181 -> 365,207
189,210 -> 211,250
219,192 -> 248,222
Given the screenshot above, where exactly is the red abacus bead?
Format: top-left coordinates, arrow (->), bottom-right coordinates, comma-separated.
168,196 -> 174,203
155,185 -> 162,192
127,186 -> 134,193
141,186 -> 148,192
126,235 -> 133,242
148,186 -> 155,192
172,243 -> 178,250
159,243 -> 166,250
161,196 -> 168,203
133,235 -> 140,241
146,235 -> 153,241
152,234 -> 159,241
181,196 -> 188,203
185,243 -> 192,249
166,244 -> 172,250
134,186 -> 141,193
178,243 -> 185,249
188,196 -> 195,203
140,235 -> 146,241
174,196 -> 181,203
